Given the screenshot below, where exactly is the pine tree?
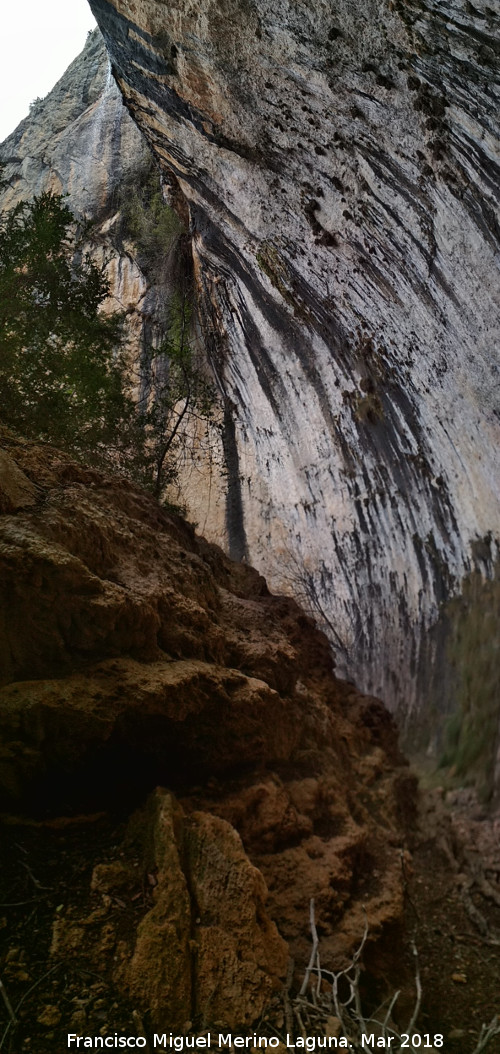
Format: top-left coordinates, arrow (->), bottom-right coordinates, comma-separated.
0,191 -> 136,468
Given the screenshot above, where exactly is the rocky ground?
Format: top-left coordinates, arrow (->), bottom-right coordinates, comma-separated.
0,430 -> 498,1051
0,429 -> 412,1039
1,784 -> 499,1052
406,785 -> 500,1052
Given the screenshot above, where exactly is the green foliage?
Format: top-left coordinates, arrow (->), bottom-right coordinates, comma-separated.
137,289 -> 219,499
119,163 -> 182,278
0,192 -> 137,468
440,564 -> 500,800
0,187 -> 218,503
116,159 -> 219,501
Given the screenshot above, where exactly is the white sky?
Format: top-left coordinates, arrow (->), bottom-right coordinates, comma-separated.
0,0 -> 97,143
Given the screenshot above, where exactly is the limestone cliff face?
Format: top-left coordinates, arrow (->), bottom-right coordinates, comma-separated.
88,0 -> 500,728
0,30 -> 149,325
0,30 -> 140,216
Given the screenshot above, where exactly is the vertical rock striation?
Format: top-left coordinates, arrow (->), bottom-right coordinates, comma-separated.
87,0 -> 500,731
0,31 -> 139,214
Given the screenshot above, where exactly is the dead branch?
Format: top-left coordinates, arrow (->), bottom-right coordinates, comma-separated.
405,940 -> 422,1036
0,977 -> 17,1028
292,902 -> 499,1053
0,963 -> 61,1051
461,883 -> 489,937
299,898 -> 319,996
471,1016 -> 500,1054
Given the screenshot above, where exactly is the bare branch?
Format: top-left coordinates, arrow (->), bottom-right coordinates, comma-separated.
300,898 -> 319,996
291,902 -> 499,1054
471,1017 -> 500,1054
382,988 -> 401,1037
404,940 -> 422,1037
0,977 -> 17,1028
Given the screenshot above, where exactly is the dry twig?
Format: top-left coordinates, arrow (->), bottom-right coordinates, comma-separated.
293,900 -> 497,1053
471,1016 -> 500,1054
0,978 -> 16,1028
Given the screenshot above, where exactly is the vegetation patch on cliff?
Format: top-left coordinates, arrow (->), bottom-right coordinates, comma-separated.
440,563 -> 500,802
0,176 -> 219,508
0,191 -> 135,467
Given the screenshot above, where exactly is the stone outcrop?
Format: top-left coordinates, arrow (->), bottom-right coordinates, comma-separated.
52,789 -> 288,1030
0,429 -> 414,1028
87,0 -> 500,734
122,792 -> 289,1029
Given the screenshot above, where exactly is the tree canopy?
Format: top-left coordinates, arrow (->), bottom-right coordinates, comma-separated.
0,188 -> 219,502
0,191 -> 136,466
